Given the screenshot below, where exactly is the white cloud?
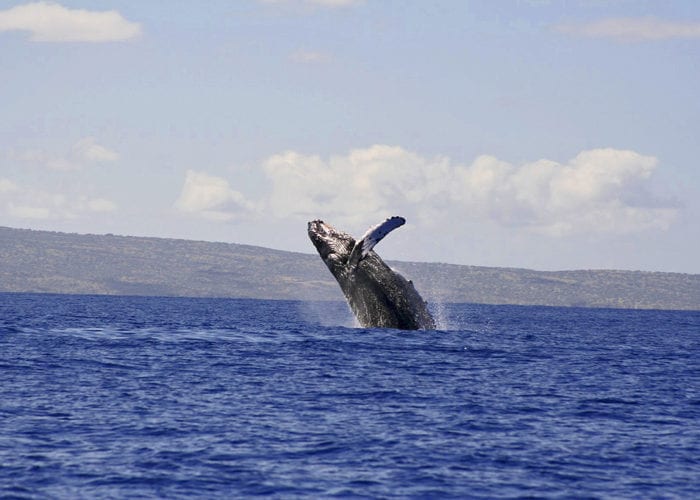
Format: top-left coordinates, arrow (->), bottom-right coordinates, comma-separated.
0,178 -> 19,194
289,49 -> 332,64
0,1 -> 141,42
259,0 -> 364,9
175,170 -> 256,221
0,181 -> 117,220
554,17 -> 700,42
0,140 -> 120,221
8,203 -> 51,219
18,137 -> 118,171
307,0 -> 364,7
85,198 -> 117,213
73,137 -> 119,163
183,145 -> 676,236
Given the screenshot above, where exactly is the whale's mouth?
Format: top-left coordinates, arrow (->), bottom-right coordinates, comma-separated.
307,219 -> 353,262
307,220 -> 333,258
308,219 -> 326,233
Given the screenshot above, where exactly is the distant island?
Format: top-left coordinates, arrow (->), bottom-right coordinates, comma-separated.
1,226 -> 698,310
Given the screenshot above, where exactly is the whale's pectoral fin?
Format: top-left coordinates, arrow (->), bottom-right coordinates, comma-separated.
348,216 -> 406,268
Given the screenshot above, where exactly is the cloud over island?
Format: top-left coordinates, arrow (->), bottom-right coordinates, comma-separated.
176,146 -> 677,236
0,137 -> 119,220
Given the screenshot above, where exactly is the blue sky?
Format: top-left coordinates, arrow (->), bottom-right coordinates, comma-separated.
1,0 -> 699,273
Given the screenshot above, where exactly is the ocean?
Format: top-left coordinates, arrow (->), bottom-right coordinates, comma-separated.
1,293 -> 698,499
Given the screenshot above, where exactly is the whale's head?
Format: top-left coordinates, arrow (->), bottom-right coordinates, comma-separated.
308,220 -> 355,272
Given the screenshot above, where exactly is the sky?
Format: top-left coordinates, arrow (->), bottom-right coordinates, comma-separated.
1,0 -> 699,273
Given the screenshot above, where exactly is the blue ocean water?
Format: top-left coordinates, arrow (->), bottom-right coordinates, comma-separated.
0,293 -> 698,499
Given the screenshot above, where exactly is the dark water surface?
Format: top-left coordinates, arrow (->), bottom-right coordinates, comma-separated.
1,293 -> 699,498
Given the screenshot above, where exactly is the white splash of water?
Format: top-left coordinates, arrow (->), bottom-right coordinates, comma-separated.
297,300 -> 356,328
429,299 -> 453,331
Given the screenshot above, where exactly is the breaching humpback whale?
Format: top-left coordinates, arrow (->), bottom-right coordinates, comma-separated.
308,217 -> 435,330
